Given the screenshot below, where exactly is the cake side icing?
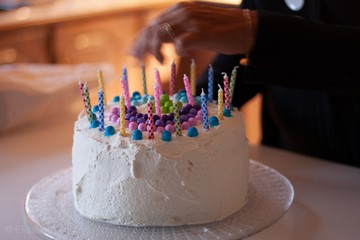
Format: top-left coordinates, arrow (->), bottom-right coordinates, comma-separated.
72,103 -> 249,226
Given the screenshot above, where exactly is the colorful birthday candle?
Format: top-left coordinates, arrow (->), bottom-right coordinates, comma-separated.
147,98 -> 155,139
201,88 -> 210,130
183,74 -> 195,106
78,81 -> 86,107
222,72 -> 230,110
170,60 -> 176,96
120,76 -> 131,108
154,84 -> 161,116
122,66 -> 128,86
217,84 -> 224,120
190,58 -> 196,96
97,68 -> 107,105
98,88 -> 105,131
119,96 -> 126,136
208,64 -> 214,102
230,66 -> 239,103
141,63 -> 147,95
173,99 -> 182,136
83,82 -> 93,123
154,68 -> 163,96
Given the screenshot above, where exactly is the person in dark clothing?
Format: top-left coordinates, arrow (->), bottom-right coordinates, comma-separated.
131,1 -> 360,167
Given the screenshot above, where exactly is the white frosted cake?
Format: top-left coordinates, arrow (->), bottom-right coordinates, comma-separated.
72,99 -> 249,226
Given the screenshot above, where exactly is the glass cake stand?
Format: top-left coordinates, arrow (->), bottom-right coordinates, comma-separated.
25,160 -> 294,240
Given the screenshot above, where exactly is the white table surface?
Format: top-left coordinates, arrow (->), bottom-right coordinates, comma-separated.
1,114 -> 360,240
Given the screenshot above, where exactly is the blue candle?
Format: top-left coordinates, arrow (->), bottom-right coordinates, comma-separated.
208,64 -> 214,102
201,88 -> 210,130
98,88 -> 105,131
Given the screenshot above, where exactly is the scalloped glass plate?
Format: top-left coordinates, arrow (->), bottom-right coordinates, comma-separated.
25,160 -> 294,240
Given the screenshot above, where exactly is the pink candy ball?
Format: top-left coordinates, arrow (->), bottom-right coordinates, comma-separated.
110,114 -> 119,123
156,126 -> 165,133
129,122 -> 138,131
188,117 -> 197,126
195,114 -> 203,121
110,106 -> 119,114
181,122 -> 190,130
197,110 -> 202,116
138,123 -> 147,132
125,120 -> 130,128
165,124 -> 175,133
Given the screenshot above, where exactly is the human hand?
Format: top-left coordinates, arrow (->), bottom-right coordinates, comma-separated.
130,1 -> 257,64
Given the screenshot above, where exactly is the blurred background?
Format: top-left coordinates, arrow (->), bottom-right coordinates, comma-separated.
0,0 -> 261,144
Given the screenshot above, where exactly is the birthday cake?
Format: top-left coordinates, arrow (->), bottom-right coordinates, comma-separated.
72,69 -> 249,227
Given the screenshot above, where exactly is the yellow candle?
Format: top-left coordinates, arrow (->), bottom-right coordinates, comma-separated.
119,96 -> 126,136
191,58 -> 196,96
218,84 -> 224,120
97,68 -> 107,105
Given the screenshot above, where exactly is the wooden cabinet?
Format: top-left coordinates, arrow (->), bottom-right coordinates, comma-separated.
0,26 -> 51,64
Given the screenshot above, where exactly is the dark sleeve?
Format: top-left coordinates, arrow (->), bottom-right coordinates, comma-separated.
246,10 -> 360,95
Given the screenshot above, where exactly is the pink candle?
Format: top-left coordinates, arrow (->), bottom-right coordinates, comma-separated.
147,98 -> 155,139
183,74 -> 194,106
154,84 -> 161,116
154,68 -> 163,96
222,72 -> 230,110
78,81 -> 86,107
120,76 -> 131,108
170,60 -> 176,96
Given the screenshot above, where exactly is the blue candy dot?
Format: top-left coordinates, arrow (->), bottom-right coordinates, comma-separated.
132,91 -> 141,98
113,96 -> 120,102
92,112 -> 97,120
209,116 -> 220,127
180,96 -> 188,103
132,129 -> 143,140
223,109 -> 232,117
92,105 -> 99,113
187,127 -> 199,137
162,130 -> 172,142
104,126 -> 115,137
90,120 -> 99,128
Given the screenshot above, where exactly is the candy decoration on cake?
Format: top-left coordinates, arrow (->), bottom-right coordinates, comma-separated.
83,82 -> 94,123
187,127 -> 199,137
119,96 -> 126,136
147,98 -> 155,139
97,68 -> 107,105
222,72 -> 230,110
209,116 -> 220,127
201,88 -> 210,130
183,74 -> 194,106
105,126 -> 115,137
141,63 -> 147,95
162,130 -> 172,141
218,84 -> 224,120
122,66 -> 128,86
230,66 -> 239,103
154,84 -> 161,116
170,60 -> 176,96
191,58 -> 196,96
132,129 -> 143,140
120,76 -> 131,108
208,64 -> 214,102
98,88 -> 105,131
173,99 -> 182,136
154,68 -> 163,96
